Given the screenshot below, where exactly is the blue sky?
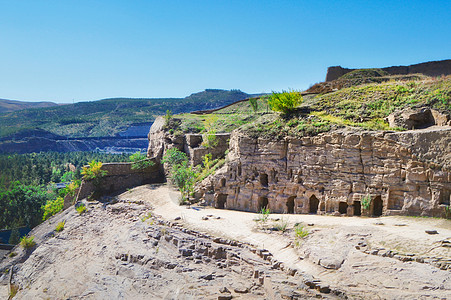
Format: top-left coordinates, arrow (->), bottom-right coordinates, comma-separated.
1,1 -> 450,103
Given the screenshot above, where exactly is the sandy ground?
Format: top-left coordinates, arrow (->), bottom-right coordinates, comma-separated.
121,184 -> 451,299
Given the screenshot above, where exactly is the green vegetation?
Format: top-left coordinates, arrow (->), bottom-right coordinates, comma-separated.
361,194 -> 371,210
309,76 -> 450,123
294,224 -> 309,247
0,182 -> 52,229
254,207 -> 271,223
162,148 -> 198,204
172,76 -> 450,141
445,206 -> 451,219
272,216 -> 289,232
75,203 -> 87,214
0,152 -> 129,187
340,68 -> 389,80
81,160 -> 107,181
249,98 -> 258,113
42,197 -> 64,221
268,90 -> 303,114
129,152 -> 154,170
55,221 -> 65,232
20,235 -> 36,249
0,89 -> 251,138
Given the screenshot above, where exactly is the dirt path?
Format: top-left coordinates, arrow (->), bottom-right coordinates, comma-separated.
122,184 -> 451,299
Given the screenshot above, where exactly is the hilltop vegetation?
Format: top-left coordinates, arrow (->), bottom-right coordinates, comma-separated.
0,89 -> 251,138
168,75 -> 451,140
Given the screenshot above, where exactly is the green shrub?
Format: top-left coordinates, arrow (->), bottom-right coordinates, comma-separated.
76,203 -> 87,215
55,221 -> 65,232
42,196 -> 64,221
20,236 -> 36,249
81,160 -> 107,181
268,90 -> 303,114
162,148 -> 188,167
162,148 -> 198,203
129,152 -> 154,170
164,109 -> 173,126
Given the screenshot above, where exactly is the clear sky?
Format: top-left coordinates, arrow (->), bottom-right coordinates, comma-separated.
1,1 -> 450,103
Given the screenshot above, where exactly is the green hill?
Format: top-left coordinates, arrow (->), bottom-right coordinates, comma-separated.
0,98 -> 58,114
0,89 -> 251,138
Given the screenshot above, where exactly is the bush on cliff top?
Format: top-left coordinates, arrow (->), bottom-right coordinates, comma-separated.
268,90 -> 303,114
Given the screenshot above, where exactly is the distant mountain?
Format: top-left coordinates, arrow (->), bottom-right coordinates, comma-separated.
0,89 -> 252,142
0,98 -> 58,114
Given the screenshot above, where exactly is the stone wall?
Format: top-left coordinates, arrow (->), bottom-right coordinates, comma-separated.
64,159 -> 164,208
325,59 -> 451,82
197,128 -> 451,218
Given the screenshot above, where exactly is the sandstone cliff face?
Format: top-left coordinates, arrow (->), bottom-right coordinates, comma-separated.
197,128 -> 451,218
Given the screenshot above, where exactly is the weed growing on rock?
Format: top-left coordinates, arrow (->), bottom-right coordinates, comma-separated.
141,212 -> 153,223
20,236 -> 36,249
9,283 -> 19,299
76,203 -> 87,215
294,224 -> 309,247
55,221 -> 65,232
361,195 -> 371,211
8,252 -> 17,258
273,216 -> 289,232
254,208 -> 271,224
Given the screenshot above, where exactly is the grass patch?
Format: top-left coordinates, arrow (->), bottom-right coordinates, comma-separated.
75,203 -> 87,214
272,216 -> 289,232
55,221 -> 65,232
294,224 -> 309,247
20,236 -> 36,249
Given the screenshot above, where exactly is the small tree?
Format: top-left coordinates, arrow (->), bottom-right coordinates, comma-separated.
129,152 -> 154,170
162,148 -> 198,203
268,90 -> 303,114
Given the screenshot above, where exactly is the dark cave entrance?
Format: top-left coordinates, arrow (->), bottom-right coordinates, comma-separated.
309,195 -> 319,214
216,194 -> 228,209
286,196 -> 295,214
353,201 -> 361,216
258,196 -> 269,211
373,196 -> 383,217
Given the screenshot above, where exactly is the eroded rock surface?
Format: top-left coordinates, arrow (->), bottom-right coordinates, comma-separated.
0,196 -> 316,299
195,128 -> 450,218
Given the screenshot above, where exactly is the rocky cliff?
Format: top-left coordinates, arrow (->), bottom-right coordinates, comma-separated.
147,123 -> 451,218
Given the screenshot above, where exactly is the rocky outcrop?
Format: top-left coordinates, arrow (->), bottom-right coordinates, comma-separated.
387,107 -> 451,130
196,128 -> 451,218
326,59 -> 451,81
147,116 -> 230,166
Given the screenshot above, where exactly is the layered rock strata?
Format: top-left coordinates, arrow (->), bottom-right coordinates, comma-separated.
195,128 -> 451,217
